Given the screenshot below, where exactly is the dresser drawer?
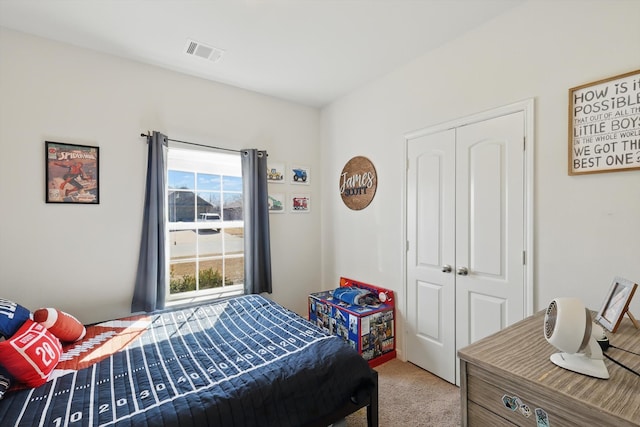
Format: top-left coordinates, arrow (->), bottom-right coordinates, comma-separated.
467,401 -> 515,426
466,364 -> 579,427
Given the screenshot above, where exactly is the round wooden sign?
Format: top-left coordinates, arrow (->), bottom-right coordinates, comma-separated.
339,156 -> 377,210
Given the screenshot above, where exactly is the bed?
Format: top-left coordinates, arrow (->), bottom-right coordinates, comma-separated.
0,295 -> 378,427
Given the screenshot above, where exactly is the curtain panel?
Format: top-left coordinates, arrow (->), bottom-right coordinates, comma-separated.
241,149 -> 272,295
131,131 -> 168,312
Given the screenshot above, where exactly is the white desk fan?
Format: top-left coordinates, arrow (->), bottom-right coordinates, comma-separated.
543,298 -> 609,379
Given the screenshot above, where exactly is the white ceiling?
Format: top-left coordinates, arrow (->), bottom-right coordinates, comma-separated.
0,0 -> 523,107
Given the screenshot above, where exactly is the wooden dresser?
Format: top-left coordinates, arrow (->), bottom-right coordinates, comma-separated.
458,311 -> 640,426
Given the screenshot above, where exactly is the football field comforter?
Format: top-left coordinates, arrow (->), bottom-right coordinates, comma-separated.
0,295 -> 375,427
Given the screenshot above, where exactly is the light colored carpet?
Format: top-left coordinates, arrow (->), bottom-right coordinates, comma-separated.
345,358 -> 461,427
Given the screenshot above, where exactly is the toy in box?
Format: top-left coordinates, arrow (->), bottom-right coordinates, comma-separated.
308,277 -> 396,367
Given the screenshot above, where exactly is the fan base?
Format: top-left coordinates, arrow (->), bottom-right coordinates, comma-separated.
550,352 -> 609,379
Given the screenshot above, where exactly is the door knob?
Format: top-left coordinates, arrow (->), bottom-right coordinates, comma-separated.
456,266 -> 469,276
442,264 -> 452,273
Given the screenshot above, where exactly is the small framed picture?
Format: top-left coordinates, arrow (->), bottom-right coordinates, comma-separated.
268,193 -> 285,213
267,161 -> 286,183
46,141 -> 99,204
290,193 -> 310,213
290,164 -> 310,184
595,277 -> 638,333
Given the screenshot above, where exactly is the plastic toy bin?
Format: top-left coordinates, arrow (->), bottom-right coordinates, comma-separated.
308,277 -> 396,367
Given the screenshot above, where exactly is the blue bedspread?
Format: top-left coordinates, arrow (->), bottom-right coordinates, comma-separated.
0,295 -> 375,427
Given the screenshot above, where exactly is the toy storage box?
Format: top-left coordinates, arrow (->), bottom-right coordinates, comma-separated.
308,277 -> 396,367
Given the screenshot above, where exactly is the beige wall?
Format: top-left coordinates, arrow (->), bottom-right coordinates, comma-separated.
320,0 -> 640,355
0,28 -> 321,323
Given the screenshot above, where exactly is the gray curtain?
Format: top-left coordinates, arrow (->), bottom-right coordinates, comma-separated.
241,149 -> 272,294
132,131 -> 168,312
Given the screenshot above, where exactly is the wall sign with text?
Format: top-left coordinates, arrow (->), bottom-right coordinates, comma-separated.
339,156 -> 377,210
569,69 -> 640,175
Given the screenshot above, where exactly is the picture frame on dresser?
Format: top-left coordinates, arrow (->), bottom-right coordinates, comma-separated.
595,276 -> 638,333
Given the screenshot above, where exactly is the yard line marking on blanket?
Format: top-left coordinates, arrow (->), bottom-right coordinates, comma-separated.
88,363 -> 96,427
158,311 -> 198,391
170,310 -> 210,388
207,301 -> 269,370
125,345 -> 140,414
179,308 -> 226,387
244,295 -> 322,344
190,301 -> 241,376
191,306 -> 236,381
225,300 -> 283,364
61,370 -> 78,427
226,298 -> 290,356
109,349 -> 116,424
184,306 -> 229,377
177,309 -> 219,386
149,312 -> 180,399
37,376 -> 59,427
139,339 -> 160,408
14,385 -> 35,425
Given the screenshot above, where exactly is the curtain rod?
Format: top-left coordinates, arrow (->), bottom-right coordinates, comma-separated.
139,132 -> 242,153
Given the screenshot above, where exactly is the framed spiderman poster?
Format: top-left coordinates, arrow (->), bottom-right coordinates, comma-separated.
45,141 -> 99,204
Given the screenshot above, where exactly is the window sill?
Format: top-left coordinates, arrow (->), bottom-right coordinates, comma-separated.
165,287 -> 244,310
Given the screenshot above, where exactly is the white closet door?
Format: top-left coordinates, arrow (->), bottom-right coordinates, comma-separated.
406,110 -> 526,385
406,129 -> 456,383
455,112 -> 526,368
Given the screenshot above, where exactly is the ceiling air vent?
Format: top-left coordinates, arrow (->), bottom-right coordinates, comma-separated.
184,39 -> 225,63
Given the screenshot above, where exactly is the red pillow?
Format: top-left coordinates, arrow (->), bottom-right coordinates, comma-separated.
34,308 -> 86,343
0,319 -> 62,387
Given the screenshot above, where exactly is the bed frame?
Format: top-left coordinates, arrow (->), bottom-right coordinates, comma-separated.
309,369 -> 379,427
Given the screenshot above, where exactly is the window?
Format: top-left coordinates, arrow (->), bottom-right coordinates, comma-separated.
166,147 -> 244,300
